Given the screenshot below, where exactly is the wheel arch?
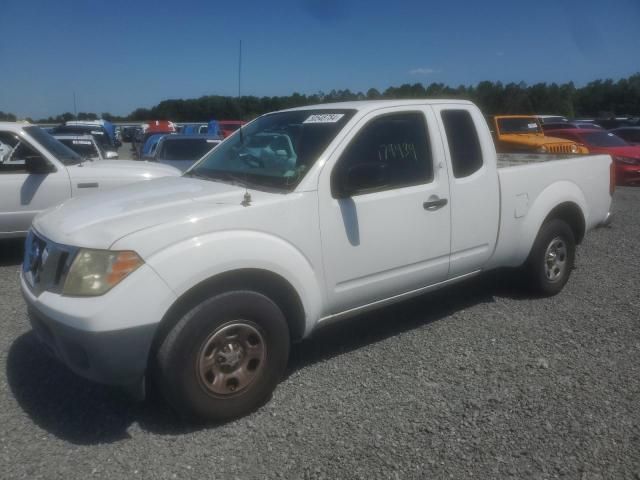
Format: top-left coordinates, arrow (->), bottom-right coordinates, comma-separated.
149,268 -> 307,365
541,201 -> 586,245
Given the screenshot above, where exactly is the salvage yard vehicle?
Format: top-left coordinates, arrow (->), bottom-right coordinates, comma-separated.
549,129 -> 640,185
218,120 -> 246,138
66,120 -> 121,148
140,133 -> 167,160
610,126 -> 640,145
542,121 -> 604,132
53,134 -> 118,161
136,121 -> 176,158
151,134 -> 222,172
0,122 -> 181,238
21,100 -> 613,422
534,115 -> 568,124
51,123 -> 118,156
490,115 -> 590,154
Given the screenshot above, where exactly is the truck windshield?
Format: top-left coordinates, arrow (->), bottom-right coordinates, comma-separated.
158,138 -> 219,160
498,118 -> 542,134
188,109 -> 356,191
57,138 -> 101,160
582,131 -> 628,147
24,126 -> 83,165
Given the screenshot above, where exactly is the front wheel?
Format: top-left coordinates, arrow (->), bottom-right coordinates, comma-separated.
524,219 -> 576,296
156,290 -> 290,422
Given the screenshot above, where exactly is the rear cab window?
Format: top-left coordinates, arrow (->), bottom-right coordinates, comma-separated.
441,110 -> 483,178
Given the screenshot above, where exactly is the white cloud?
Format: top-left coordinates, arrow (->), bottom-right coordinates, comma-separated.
409,67 -> 441,75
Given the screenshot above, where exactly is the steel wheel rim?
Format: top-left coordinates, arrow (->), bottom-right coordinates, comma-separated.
196,321 -> 267,397
544,236 -> 567,282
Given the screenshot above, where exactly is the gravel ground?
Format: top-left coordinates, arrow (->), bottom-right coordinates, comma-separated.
1,187 -> 639,480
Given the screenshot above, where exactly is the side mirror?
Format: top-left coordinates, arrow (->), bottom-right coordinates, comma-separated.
334,162 -> 389,198
105,150 -> 119,159
25,155 -> 55,174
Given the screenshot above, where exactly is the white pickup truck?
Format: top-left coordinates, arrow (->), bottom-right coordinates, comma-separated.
20,100 -> 613,422
0,123 -> 180,238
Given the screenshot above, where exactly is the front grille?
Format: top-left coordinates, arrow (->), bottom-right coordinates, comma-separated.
547,144 -> 574,154
23,230 -> 78,295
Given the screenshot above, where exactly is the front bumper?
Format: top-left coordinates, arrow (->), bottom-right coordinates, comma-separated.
20,263 -> 177,396
26,304 -> 156,393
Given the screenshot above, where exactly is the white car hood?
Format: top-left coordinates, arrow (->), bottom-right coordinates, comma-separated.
68,159 -> 180,180
33,176 -> 252,248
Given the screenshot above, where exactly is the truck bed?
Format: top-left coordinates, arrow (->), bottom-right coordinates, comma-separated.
497,153 -> 585,168
487,152 -> 612,270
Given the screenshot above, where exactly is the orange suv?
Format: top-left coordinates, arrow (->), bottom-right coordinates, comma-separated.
490,115 -> 589,154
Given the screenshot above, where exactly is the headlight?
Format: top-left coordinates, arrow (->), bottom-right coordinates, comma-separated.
537,145 -> 548,153
570,144 -> 579,153
62,249 -> 143,296
613,155 -> 639,165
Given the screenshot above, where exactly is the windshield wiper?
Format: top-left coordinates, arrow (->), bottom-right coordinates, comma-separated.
183,170 -> 211,180
184,169 -> 249,187
207,170 -> 252,187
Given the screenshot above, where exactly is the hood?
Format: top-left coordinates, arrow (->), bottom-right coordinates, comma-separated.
500,133 -> 575,147
69,159 -> 181,179
33,176 -> 251,248
603,146 -> 640,160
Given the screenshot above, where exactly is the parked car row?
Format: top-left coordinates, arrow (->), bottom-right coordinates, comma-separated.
124,119 -> 236,171
50,120 -> 121,158
486,113 -> 640,186
543,129 -> 640,185
0,122 -> 180,239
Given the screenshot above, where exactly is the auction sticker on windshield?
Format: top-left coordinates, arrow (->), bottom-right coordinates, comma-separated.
303,113 -> 345,124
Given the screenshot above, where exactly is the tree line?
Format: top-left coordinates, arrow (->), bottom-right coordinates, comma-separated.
10,73 -> 640,124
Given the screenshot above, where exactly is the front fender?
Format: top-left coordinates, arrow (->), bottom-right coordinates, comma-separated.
145,230 -> 323,335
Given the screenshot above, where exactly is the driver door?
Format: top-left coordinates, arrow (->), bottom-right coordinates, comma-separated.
0,131 -> 71,237
318,107 -> 451,314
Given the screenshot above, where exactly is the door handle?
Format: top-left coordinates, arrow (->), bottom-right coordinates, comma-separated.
423,198 -> 448,211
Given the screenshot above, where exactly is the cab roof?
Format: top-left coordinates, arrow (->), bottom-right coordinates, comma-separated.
282,99 -> 474,114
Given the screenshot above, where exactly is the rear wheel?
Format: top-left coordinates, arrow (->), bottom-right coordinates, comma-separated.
525,219 -> 576,296
156,290 -> 290,422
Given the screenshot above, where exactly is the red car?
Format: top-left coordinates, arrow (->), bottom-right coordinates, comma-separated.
218,120 -> 246,138
549,129 -> 640,186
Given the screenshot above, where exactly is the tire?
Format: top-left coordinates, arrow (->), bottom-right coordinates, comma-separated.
524,218 -> 576,296
156,290 -> 290,422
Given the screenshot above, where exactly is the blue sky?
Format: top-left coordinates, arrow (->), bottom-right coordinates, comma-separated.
1,0 -> 639,118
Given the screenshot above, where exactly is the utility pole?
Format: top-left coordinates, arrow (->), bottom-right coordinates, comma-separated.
73,91 -> 77,118
238,40 -> 242,98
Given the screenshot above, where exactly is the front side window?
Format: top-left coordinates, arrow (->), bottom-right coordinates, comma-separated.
0,130 -> 52,172
190,109 -> 356,191
332,112 -> 433,196
441,110 -> 483,178
27,126 -> 83,165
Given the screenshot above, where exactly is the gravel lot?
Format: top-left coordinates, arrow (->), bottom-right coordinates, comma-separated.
1,187 -> 639,480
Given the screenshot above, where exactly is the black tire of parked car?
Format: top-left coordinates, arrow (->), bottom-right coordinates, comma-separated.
525,218 -> 576,296
156,290 -> 290,422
